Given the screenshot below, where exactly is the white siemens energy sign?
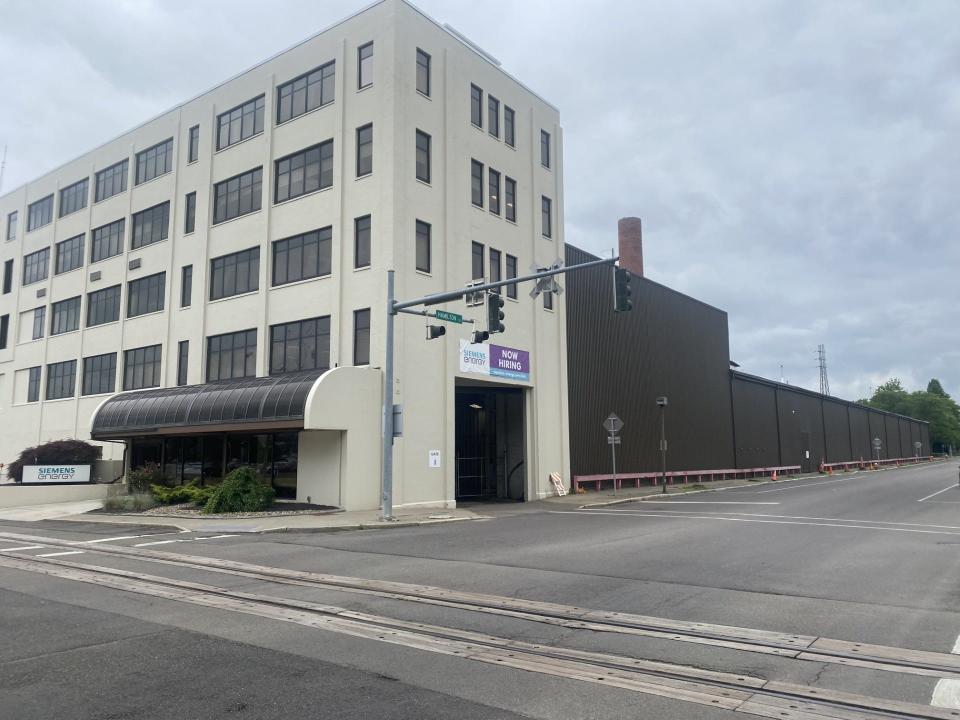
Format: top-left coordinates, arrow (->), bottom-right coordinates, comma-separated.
458,341 -> 530,381
22,465 -> 92,483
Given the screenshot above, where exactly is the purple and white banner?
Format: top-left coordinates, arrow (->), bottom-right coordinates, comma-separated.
459,340 -> 530,382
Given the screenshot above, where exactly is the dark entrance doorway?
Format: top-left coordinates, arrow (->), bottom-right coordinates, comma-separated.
455,384 -> 525,501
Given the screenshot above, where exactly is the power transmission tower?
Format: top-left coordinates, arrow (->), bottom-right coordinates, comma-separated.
817,344 -> 830,396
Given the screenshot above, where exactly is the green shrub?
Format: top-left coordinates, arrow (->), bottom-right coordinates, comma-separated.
103,493 -> 157,513
203,466 -> 274,514
150,479 -> 215,506
127,463 -> 164,493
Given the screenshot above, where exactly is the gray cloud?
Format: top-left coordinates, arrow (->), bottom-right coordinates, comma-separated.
1,0 -> 956,399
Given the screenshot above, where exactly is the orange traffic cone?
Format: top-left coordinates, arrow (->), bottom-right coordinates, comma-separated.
771,469 -> 778,481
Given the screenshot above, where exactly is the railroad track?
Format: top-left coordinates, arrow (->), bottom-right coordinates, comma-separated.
1,531 -> 957,720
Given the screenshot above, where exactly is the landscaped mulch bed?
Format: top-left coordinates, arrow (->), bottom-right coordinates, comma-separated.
91,501 -> 339,518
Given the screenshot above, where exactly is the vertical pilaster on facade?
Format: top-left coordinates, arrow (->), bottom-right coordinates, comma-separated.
617,216 -> 643,277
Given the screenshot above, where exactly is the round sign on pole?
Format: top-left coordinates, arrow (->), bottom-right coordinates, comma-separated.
603,413 -> 623,434
872,437 -> 882,449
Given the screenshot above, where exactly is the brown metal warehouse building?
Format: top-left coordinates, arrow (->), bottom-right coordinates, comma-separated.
564,220 -> 929,478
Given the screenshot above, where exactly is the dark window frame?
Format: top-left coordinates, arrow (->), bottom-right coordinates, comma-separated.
272,228 -> 331,287
213,167 -> 263,224
358,42 -> 374,89
45,360 -> 77,400
0,313 -> 7,350
471,241 -> 485,280
6,211 -> 18,241
274,141 -> 333,204
488,95 -> 500,138
32,306 -> 45,340
94,160 -> 129,202
22,247 -> 50,286
542,195 -> 553,238
3,258 -> 13,294
353,308 -> 371,366
504,106 -> 515,147
127,272 -> 166,318
488,168 -> 501,215
471,159 -> 484,208
356,123 -> 373,177
27,195 -> 53,231
216,95 -> 265,151
131,201 -> 170,249
184,191 -> 197,234
54,234 -> 85,275
27,366 -> 42,403
416,48 -> 431,96
541,129 -> 551,168
91,219 -> 125,262
86,284 -> 121,327
188,125 -> 200,163
470,84 -> 483,128
135,138 -> 174,185
415,219 -> 431,274
206,328 -> 257,382
276,60 -> 336,124
210,246 -> 260,301
180,265 -> 193,308
504,177 -> 517,222
506,254 -> 518,299
123,344 -> 162,391
82,352 -> 117,396
489,248 -> 501,294
177,340 -> 189,386
269,316 -> 331,376
415,130 -> 431,183
58,178 -> 89,218
354,215 -> 371,270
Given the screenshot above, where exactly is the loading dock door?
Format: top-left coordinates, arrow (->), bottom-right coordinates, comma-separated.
455,385 -> 525,501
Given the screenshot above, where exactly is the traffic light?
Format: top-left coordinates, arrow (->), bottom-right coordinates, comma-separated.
426,325 -> 446,340
472,330 -> 490,344
487,292 -> 505,334
613,266 -> 633,312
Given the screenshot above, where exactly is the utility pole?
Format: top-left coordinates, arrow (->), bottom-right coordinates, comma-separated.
657,396 -> 668,494
380,254 -> 623,520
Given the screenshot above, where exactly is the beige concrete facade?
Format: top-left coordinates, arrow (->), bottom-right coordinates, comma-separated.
0,0 -> 569,509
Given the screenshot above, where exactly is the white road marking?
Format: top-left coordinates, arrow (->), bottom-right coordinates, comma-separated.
0,545 -> 45,551
637,501 -> 780,505
132,534 -> 239,547
918,485 -> 958,503
195,534 -> 240,540
36,550 -> 85,557
598,508 -> 960,530
932,635 -> 960,709
552,510 -> 960,536
755,476 -> 854,493
67,535 -> 140,545
133,540 -> 182,547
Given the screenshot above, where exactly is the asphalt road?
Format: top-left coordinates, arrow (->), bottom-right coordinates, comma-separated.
1,460 -> 958,719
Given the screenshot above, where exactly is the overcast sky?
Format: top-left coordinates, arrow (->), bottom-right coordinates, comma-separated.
1,0 -> 957,400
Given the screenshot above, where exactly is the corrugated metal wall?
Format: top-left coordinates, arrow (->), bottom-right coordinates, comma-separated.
564,243 -> 930,476
565,244 -> 735,475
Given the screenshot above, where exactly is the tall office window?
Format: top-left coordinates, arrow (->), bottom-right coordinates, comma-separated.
2,259 -> 12,294
55,234 -> 84,274
177,341 -> 189,386
210,247 -> 259,300
27,366 -> 42,403
45,360 -> 77,400
95,160 -> 128,202
31,307 -> 45,340
6,211 -> 17,241
213,168 -> 262,224
270,316 -> 330,375
472,241 -> 485,280
544,289 -> 554,310
354,216 -> 371,269
415,220 -> 431,273
506,254 -> 518,299
353,309 -> 370,365
131,201 -> 170,249
0,314 -> 7,350
22,247 -> 50,285
91,219 -> 124,262
470,84 -> 483,128
273,228 -> 331,286
488,96 -> 500,138
180,265 -> 193,308
542,196 -> 553,238
134,138 -> 173,185
358,42 -> 373,88
216,96 -> 264,151
504,177 -> 517,222
471,160 -> 484,207
416,49 -> 431,96
541,130 -> 551,168
356,124 -> 373,177
184,192 -> 197,234
206,329 -> 257,382
489,248 -> 501,293
504,106 -> 515,147
127,272 -> 166,317
135,138 -> 173,184
488,169 -> 501,215
188,125 -> 200,163
86,285 -> 121,327
27,195 -> 53,231
274,141 -> 333,203
58,178 -> 89,218
277,60 -> 335,123
123,345 -> 162,390
82,353 -> 116,396
415,130 -> 431,183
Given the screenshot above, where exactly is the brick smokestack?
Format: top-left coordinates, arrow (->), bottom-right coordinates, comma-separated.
618,217 -> 643,277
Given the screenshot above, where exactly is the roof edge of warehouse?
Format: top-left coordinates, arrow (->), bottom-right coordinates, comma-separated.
732,369 -> 929,425
0,0 -> 556,203
566,242 -> 728,317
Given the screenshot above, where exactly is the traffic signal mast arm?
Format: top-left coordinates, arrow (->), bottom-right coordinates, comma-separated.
391,254 -> 620,313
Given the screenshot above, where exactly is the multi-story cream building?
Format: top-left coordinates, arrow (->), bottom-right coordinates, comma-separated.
0,0 -> 569,510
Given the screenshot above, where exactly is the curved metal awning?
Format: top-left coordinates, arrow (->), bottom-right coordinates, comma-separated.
91,372 -> 325,439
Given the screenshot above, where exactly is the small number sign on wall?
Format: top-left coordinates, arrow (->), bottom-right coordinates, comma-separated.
428,450 -> 441,468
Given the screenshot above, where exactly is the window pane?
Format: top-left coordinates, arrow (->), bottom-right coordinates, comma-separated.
207,329 -> 257,381
416,49 -> 430,96
274,141 -> 333,203
353,308 -> 370,365
210,247 -> 259,301
358,42 -> 373,88
354,216 -> 371,269
269,316 -> 330,375
415,130 -> 430,183
415,220 -> 431,273
213,167 -> 261,223
471,160 -> 483,207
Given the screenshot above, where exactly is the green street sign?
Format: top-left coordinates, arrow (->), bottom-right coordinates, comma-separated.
434,310 -> 463,324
